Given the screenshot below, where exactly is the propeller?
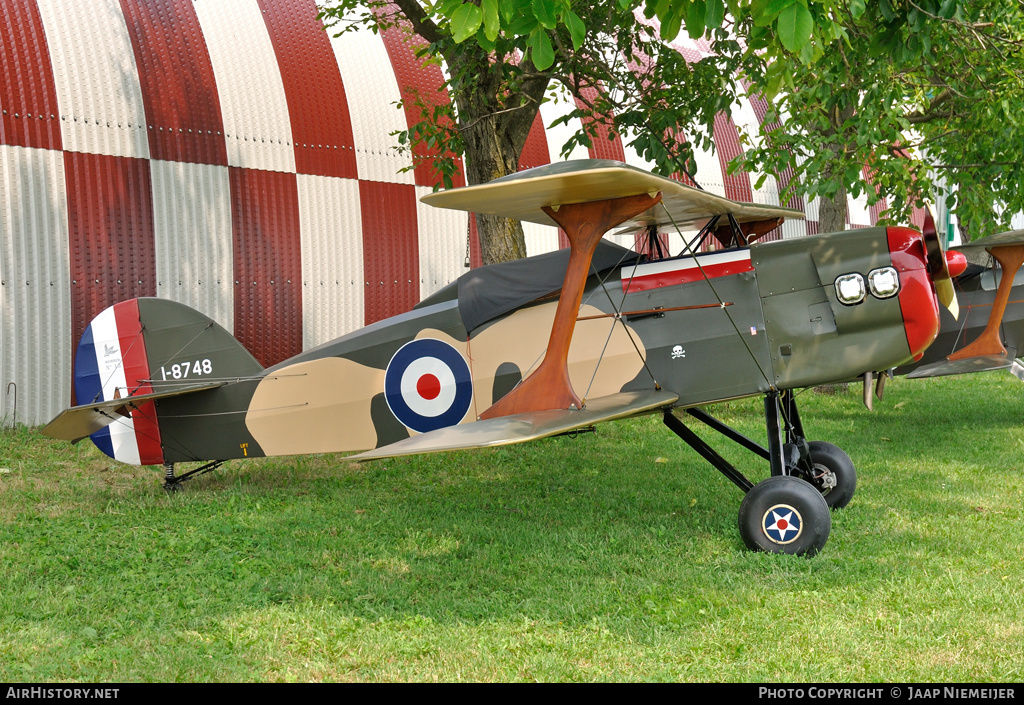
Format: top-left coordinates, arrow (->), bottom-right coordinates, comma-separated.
922,209 -> 960,320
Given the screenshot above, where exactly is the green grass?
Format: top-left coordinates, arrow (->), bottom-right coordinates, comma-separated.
1,373 -> 1023,682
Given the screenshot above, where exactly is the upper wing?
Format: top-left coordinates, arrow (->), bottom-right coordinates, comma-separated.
347,389 -> 679,462
420,159 -> 804,230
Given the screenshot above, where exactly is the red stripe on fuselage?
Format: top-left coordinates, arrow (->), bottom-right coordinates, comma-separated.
112,299 -> 163,465
623,253 -> 754,293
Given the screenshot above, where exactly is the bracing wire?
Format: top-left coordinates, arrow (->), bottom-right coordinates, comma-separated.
659,203 -> 777,392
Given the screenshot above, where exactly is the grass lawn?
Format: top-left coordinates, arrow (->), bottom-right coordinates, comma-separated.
1,372 -> 1022,682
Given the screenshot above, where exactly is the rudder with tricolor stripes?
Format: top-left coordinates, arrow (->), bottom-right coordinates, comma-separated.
73,298 -> 263,465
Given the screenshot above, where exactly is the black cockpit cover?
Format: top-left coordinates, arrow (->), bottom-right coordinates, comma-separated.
417,241 -> 640,333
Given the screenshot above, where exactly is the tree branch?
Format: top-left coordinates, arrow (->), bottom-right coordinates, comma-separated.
391,0 -> 445,46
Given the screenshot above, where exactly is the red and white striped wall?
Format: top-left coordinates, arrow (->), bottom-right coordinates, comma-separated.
1,0 -> 884,428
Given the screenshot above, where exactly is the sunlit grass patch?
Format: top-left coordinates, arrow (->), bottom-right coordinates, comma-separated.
1,373 -> 1023,680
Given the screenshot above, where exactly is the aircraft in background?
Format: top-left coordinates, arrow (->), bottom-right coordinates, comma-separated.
895,229 -> 1024,383
43,160 -> 967,556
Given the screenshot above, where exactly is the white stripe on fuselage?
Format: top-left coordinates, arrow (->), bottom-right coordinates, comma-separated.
629,250 -> 751,280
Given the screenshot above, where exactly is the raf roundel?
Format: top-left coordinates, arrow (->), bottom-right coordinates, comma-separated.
761,503 -> 804,545
384,339 -> 474,434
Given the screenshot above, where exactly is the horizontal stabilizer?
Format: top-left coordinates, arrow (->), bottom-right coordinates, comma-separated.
906,354 -> 1018,380
42,381 -> 226,442
348,388 -> 679,462
421,160 -> 803,231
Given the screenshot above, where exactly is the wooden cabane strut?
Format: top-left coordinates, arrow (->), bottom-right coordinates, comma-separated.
480,191 -> 662,419
948,243 -> 1024,361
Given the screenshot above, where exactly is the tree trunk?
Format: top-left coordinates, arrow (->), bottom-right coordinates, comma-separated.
818,187 -> 848,234
461,118 -> 530,264
816,103 -> 855,234
450,57 -> 549,265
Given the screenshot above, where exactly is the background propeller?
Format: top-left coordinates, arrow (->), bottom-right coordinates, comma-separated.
922,209 -> 959,320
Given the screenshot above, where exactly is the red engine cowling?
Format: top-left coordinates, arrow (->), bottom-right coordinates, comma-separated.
887,227 -> 941,362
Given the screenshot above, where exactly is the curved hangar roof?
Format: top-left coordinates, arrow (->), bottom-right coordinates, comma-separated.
2,0 -> 882,427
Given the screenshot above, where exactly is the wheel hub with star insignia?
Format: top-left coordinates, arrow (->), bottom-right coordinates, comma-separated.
761,503 -> 803,545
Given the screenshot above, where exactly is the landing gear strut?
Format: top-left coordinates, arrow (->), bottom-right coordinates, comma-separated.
663,390 -> 856,555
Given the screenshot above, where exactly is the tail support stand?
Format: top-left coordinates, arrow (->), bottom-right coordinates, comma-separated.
162,460 -> 226,493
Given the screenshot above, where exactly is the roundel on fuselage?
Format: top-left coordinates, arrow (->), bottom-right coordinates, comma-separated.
384,339 -> 473,434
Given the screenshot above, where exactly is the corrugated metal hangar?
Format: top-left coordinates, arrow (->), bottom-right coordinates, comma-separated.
1,0 -> 889,428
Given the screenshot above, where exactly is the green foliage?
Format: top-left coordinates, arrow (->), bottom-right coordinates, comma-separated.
736,0 -> 1024,235
320,1 -> 1024,246
775,3 -> 814,54
451,3 -> 483,43
318,0 -> 755,263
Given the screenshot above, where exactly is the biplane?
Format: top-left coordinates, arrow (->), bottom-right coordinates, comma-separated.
43,159 -> 967,556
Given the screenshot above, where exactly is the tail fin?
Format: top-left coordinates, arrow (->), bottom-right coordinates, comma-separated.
54,298 -> 262,464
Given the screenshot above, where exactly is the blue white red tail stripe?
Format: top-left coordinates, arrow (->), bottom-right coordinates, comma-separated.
74,300 -> 164,465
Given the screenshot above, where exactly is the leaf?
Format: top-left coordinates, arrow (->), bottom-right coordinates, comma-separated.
686,0 -> 706,39
565,9 -> 586,50
879,0 -> 896,23
776,2 -> 814,54
798,34 -> 815,64
651,0 -> 673,17
437,0 -> 465,17
451,3 -> 483,43
532,0 -> 559,30
476,30 -> 497,52
481,0 -> 500,42
529,27 -> 555,70
705,0 -> 725,28
752,0 -> 797,26
660,6 -> 684,40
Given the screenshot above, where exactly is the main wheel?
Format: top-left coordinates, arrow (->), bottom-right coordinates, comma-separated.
804,440 -> 857,509
738,475 -> 831,556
